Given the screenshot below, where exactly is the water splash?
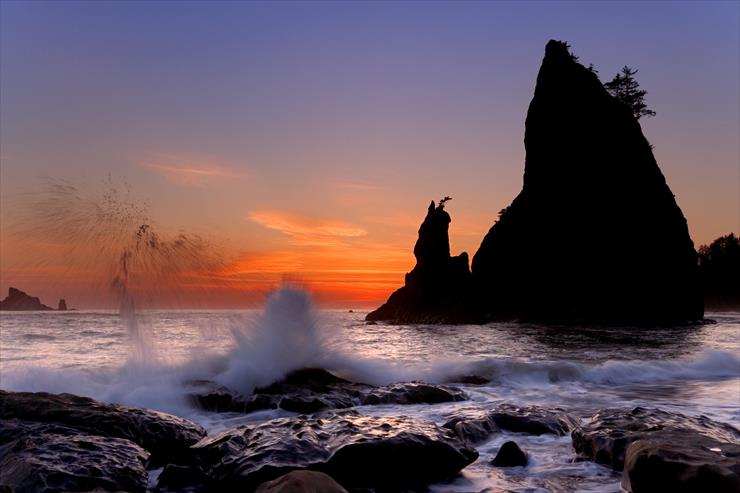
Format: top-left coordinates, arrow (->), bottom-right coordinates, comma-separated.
215,285 -> 329,394
11,177 -> 226,363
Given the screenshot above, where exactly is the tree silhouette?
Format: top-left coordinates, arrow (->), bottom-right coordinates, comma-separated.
604,66 -> 656,120
698,233 -> 740,305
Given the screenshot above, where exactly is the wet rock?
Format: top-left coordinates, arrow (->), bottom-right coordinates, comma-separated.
279,393 -> 355,414
0,287 -> 53,311
443,404 -> 576,443
491,440 -> 528,467
472,40 -> 702,324
489,404 -> 577,436
366,200 -> 475,324
361,382 -> 467,406
253,368 -> 365,413
0,390 -> 206,465
190,369 -> 467,416
571,407 -> 740,471
255,471 -> 347,493
623,433 -> 740,493
188,381 -> 278,414
572,407 -> 740,493
176,413 -> 478,491
442,409 -> 500,444
0,419 -> 149,493
453,375 -> 491,385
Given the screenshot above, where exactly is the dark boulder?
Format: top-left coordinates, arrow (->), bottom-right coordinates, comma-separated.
491,440 -> 528,467
444,404 -> 576,443
0,390 -> 206,465
366,200 -> 475,324
471,40 -> 702,325
155,464 -> 208,493
571,407 -> 740,470
0,287 -> 53,311
0,419 -> 149,493
174,413 -> 478,491
255,471 -> 348,493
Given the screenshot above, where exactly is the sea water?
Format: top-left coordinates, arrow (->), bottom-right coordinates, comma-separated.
1,289 -> 739,493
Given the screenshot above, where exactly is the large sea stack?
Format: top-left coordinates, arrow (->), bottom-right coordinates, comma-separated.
366,200 -> 473,323
472,40 -> 702,324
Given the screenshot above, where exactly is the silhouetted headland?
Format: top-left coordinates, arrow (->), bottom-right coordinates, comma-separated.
369,40 -> 704,325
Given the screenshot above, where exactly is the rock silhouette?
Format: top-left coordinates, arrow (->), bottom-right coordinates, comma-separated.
0,287 -> 53,311
491,441 -> 528,467
58,299 -> 68,311
366,200 -> 474,323
471,40 -> 702,324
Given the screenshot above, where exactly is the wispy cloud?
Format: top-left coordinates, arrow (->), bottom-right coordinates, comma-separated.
248,210 -> 367,246
137,152 -> 243,187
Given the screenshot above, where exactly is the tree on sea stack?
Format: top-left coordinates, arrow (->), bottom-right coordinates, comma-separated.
604,66 -> 656,120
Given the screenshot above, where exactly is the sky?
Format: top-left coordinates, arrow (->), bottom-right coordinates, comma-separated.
1,0 -> 738,309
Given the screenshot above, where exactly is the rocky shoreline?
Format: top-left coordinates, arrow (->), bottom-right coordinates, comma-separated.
1,369 -> 738,493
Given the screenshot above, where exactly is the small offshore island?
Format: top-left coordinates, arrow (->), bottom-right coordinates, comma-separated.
0,287 -> 69,311
1,40 -> 738,493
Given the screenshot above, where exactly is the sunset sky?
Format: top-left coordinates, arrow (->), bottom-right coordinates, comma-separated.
1,1 -> 738,308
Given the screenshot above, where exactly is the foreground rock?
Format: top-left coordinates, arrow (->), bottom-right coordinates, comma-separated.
162,412 -> 478,491
492,441 -> 528,467
572,407 -> 740,492
443,404 -> 577,443
0,287 -> 53,311
366,200 -> 475,323
0,419 -> 149,493
255,471 -> 347,493
190,368 -> 467,415
471,40 -> 702,324
0,390 -> 206,465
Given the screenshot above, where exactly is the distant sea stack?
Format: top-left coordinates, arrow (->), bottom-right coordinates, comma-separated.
0,287 -> 54,311
366,200 -> 474,323
58,299 -> 68,311
471,40 -> 702,324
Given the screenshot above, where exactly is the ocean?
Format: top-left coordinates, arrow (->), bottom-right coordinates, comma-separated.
1,290 -> 738,493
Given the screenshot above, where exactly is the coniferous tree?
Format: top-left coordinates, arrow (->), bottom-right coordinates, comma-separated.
604,66 -> 656,120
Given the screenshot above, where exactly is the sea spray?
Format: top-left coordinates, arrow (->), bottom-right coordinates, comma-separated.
9,177 -> 226,364
215,285 -> 329,394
